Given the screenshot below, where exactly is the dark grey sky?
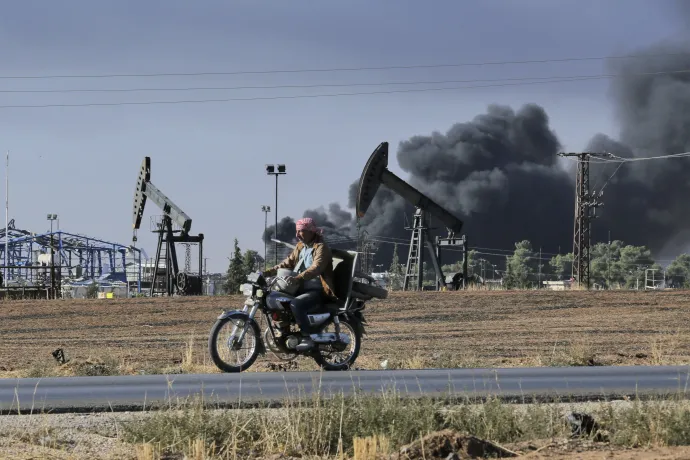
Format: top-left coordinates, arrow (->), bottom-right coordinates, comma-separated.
0,0 -> 684,272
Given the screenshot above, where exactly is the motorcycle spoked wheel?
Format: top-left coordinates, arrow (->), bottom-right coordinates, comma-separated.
208,312 -> 261,373
263,327 -> 298,362
312,317 -> 361,371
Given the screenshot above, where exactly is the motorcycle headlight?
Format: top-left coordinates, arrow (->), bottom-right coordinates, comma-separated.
256,289 -> 264,298
240,284 -> 253,296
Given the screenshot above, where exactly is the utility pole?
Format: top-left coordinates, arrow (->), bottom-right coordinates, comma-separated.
607,230 -> 611,289
557,152 -> 609,290
4,151 -> 7,286
538,247 -> 542,289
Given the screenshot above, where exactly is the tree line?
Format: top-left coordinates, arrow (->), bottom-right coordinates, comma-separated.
384,240 -> 690,290
223,238 -> 690,292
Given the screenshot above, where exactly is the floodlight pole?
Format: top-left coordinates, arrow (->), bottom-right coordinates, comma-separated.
265,164 -> 286,266
47,213 -> 57,298
261,205 -> 270,269
275,174 -> 278,265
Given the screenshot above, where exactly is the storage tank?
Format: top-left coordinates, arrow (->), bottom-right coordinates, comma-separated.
72,286 -> 87,298
37,253 -> 53,266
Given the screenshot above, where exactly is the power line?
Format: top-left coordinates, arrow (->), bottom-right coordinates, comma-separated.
562,149 -> 690,198
561,151 -> 690,164
1,51 -> 688,80
609,151 -> 690,162
2,68 -> 689,95
0,73 -> 677,110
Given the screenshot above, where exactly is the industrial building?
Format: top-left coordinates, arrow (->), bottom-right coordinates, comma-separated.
0,219 -> 145,299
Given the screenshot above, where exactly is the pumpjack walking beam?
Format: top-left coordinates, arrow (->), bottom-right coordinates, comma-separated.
356,142 -> 468,290
132,157 -> 205,296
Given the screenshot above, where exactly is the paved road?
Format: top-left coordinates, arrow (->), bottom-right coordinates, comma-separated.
1,365 -> 689,413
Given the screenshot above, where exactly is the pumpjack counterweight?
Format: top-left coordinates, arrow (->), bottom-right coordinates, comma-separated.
132,157 -> 204,296
356,142 -> 468,291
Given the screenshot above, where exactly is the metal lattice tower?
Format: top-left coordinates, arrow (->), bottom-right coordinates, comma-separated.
403,208 -> 428,291
558,152 -> 606,289
355,221 -> 365,272
361,238 -> 377,274
184,243 -> 191,272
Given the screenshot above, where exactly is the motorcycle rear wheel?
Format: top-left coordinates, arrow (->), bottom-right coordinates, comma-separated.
208,312 -> 261,373
312,317 -> 361,371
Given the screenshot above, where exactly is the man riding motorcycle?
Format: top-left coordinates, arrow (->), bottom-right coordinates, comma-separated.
261,217 -> 337,351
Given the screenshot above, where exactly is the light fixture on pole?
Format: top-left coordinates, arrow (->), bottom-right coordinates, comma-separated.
265,164 -> 286,265
4,150 -> 8,286
261,205 -> 271,269
47,213 -> 58,298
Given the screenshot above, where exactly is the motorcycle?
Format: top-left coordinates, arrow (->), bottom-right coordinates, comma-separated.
208,248 -> 388,372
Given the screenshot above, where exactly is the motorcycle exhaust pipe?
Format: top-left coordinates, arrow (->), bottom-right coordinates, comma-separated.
310,333 -> 351,344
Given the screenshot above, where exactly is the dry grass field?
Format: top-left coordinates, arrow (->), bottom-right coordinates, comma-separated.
1,289 -> 689,377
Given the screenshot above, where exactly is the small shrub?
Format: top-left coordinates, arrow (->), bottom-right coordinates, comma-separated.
86,281 -> 99,299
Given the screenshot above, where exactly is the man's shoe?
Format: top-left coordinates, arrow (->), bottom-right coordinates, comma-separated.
295,337 -> 314,352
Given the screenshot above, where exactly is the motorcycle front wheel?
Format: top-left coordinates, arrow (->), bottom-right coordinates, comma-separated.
208,311 -> 261,373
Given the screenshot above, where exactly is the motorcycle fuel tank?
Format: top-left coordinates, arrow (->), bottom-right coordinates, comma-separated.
266,290 -> 295,312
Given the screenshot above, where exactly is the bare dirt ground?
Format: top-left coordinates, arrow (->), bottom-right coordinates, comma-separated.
1,289 -> 690,458
1,289 -> 690,376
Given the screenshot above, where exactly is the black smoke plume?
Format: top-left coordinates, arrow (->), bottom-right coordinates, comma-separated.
264,103 -> 575,265
264,38 -> 690,268
587,40 -> 690,258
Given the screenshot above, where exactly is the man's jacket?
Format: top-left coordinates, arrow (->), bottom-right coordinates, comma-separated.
266,239 -> 337,300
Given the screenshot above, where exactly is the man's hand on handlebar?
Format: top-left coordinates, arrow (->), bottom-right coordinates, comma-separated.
284,276 -> 299,286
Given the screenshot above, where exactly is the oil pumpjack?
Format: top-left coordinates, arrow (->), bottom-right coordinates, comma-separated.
356,142 -> 468,290
132,157 -> 204,296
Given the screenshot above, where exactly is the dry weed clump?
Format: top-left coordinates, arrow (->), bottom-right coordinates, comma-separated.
117,391 -> 690,459
117,391 -> 560,459
4,393 -> 690,459
595,398 -> 690,447
20,354 -> 122,378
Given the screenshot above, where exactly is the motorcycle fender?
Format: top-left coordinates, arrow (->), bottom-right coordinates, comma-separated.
342,310 -> 367,336
217,309 -> 247,320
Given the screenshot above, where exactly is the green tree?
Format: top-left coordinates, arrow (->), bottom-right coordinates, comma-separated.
388,243 -> 404,291
243,249 -> 263,275
549,252 -> 574,280
464,250 -> 478,275
86,281 -> 99,299
589,240 -> 624,288
666,254 -> 690,288
224,238 -> 246,294
588,240 -> 660,289
618,244 -> 661,289
441,249 -> 476,276
503,240 -> 536,289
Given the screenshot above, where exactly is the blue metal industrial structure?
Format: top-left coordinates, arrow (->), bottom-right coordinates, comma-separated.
0,219 -> 143,293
